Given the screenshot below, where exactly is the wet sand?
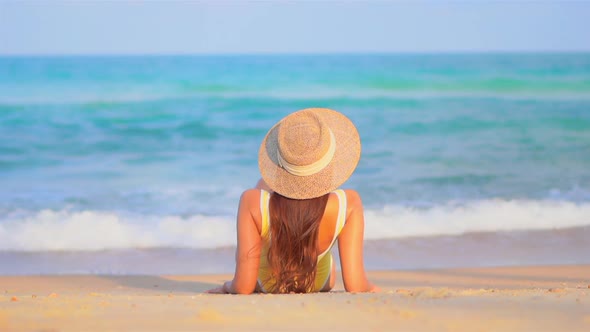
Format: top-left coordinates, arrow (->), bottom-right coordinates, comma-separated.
1,265 -> 589,331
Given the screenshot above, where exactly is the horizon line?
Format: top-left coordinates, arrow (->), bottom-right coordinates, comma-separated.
2,50 -> 590,57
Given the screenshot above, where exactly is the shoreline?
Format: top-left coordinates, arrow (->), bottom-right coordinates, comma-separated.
1,265 -> 589,331
2,225 -> 589,275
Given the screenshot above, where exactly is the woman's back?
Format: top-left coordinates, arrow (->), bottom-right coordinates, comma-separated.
255,188 -> 346,292
219,187 -> 375,294
250,188 -> 342,254
253,180 -> 354,258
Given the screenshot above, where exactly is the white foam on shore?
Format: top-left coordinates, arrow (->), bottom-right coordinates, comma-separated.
0,210 -> 234,251
1,199 -> 589,251
364,199 -> 590,239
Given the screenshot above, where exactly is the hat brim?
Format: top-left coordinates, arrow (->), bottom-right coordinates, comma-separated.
258,108 -> 361,199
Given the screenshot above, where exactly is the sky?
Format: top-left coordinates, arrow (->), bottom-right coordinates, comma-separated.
1,1 -> 589,55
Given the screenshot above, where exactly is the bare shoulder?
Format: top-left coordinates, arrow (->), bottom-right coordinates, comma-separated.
240,188 -> 262,207
340,189 -> 364,221
342,189 -> 363,208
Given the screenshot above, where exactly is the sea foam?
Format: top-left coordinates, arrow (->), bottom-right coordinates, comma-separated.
1,199 -> 589,251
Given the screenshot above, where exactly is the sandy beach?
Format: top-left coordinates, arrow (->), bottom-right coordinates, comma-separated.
1,265 -> 589,331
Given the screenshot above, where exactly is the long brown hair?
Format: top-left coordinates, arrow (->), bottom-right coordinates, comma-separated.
267,192 -> 330,293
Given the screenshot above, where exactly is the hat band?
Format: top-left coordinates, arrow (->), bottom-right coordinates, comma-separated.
277,130 -> 336,177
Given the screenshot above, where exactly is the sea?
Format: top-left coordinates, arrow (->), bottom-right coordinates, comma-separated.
1,53 -> 589,274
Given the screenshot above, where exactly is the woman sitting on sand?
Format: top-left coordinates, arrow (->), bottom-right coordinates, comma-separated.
208,108 -> 378,294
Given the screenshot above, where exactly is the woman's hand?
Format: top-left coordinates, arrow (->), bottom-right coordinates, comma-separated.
368,283 -> 381,293
205,285 -> 225,294
206,281 -> 233,294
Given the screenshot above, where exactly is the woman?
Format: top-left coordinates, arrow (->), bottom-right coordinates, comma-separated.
207,108 -> 378,294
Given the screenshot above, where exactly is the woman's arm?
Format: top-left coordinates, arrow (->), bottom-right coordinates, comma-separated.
207,189 -> 262,294
337,190 -> 379,293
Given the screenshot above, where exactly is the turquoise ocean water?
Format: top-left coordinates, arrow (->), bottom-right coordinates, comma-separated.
1,54 -> 589,273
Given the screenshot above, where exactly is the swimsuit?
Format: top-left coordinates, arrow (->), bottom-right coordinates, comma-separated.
256,189 -> 348,293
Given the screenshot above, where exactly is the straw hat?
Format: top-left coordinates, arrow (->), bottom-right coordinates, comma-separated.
258,108 -> 361,199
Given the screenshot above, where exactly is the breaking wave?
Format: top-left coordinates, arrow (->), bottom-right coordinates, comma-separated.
1,199 -> 589,251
